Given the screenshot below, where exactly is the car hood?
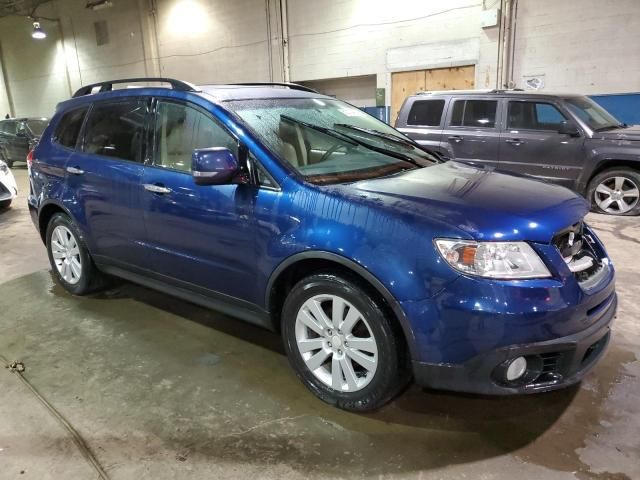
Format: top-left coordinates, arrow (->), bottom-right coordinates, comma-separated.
594,125 -> 640,141
332,162 -> 589,243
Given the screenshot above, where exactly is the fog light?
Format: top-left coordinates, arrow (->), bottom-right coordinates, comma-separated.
506,356 -> 527,381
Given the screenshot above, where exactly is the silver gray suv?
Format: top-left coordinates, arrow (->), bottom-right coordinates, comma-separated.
396,89 -> 640,216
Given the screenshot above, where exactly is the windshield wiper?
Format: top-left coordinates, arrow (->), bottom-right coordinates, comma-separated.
333,124 -> 417,148
595,124 -> 626,132
281,114 -> 420,166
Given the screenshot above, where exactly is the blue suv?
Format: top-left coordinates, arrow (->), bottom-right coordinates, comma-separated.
29,78 -> 616,411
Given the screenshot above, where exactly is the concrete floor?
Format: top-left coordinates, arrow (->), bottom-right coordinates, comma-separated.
0,167 -> 638,480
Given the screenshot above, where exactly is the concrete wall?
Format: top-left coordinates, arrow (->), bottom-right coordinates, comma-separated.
0,0 -> 638,118
512,0 -> 640,94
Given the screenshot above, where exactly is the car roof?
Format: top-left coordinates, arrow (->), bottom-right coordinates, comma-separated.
199,84 -> 331,101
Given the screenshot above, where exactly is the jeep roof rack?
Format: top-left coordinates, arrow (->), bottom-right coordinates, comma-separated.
227,82 -> 319,94
416,88 -> 525,95
72,77 -> 199,98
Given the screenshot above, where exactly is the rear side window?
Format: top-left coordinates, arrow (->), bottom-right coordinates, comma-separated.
407,100 -> 445,126
450,100 -> 497,128
54,108 -> 88,149
507,101 -> 567,130
84,100 -> 147,162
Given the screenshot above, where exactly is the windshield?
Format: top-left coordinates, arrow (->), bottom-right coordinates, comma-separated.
26,119 -> 48,136
226,98 -> 437,184
564,96 -> 622,131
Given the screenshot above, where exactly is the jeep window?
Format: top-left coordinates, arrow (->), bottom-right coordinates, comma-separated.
407,100 -> 445,126
564,96 -> 622,131
450,100 -> 497,128
508,101 -> 567,131
227,98 -> 437,185
83,100 -> 147,162
26,119 -> 48,136
154,100 -> 236,173
54,107 -> 88,149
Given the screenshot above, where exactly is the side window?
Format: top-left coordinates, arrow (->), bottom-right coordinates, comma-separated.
407,100 -> 445,126
84,100 -> 147,162
508,102 -> 567,130
2,121 -> 17,135
450,100 -> 497,128
252,155 -> 276,188
154,101 -> 236,173
54,107 -> 88,149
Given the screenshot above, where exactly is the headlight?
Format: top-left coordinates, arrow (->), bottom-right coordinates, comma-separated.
435,239 -> 551,279
0,160 -> 7,176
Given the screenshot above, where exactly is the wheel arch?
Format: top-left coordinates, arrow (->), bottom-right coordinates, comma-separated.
37,200 -> 73,244
266,251 -> 418,359
588,158 -> 640,187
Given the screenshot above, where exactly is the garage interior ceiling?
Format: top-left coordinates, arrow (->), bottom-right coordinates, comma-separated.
0,0 -> 50,17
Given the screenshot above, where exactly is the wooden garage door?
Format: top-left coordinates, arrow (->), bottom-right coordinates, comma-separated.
391,65 -> 475,124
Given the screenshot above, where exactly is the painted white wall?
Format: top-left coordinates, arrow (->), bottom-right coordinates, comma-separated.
512,0 -> 640,94
0,0 -> 638,117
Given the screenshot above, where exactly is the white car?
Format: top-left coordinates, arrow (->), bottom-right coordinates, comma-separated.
0,160 -> 18,209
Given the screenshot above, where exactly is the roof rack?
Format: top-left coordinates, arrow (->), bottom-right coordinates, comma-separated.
72,77 -> 199,98
417,88 -> 525,95
229,82 -> 319,94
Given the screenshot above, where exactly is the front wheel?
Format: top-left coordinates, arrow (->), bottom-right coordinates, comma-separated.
281,273 -> 409,411
587,168 -> 640,215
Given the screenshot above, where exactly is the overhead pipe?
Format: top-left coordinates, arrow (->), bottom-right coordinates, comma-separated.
280,0 -> 290,82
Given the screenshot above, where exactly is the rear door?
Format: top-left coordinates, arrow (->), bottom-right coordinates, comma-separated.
396,97 -> 447,156
65,98 -> 149,266
499,99 -> 585,188
441,97 -> 501,166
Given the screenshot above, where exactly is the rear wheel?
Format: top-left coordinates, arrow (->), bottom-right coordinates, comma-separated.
46,213 -> 107,295
587,168 -> 640,215
281,273 -> 409,411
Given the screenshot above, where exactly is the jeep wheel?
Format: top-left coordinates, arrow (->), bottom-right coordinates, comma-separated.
281,273 -> 409,411
587,169 -> 640,216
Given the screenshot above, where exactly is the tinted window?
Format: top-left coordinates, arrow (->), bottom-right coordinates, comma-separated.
54,108 -> 88,149
1,121 -> 17,134
508,101 -> 567,130
84,100 -> 147,162
450,100 -> 497,128
407,100 -> 445,126
26,119 -> 48,136
154,101 -> 236,172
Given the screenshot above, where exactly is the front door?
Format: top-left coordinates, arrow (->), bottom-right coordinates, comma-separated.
141,98 -> 258,303
499,100 -> 585,188
441,97 -> 501,165
66,98 -> 149,267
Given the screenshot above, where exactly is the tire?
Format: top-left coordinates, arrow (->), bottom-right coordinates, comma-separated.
587,168 -> 640,216
0,199 -> 11,210
45,213 -> 107,295
281,273 -> 410,411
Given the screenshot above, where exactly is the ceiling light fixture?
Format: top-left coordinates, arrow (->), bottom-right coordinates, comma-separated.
32,21 -> 46,39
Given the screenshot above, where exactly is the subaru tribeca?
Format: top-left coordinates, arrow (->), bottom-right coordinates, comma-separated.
28,78 -> 616,411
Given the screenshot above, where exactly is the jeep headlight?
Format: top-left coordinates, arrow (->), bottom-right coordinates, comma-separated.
435,239 -> 551,279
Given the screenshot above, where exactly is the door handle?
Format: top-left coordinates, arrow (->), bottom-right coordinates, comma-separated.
448,135 -> 463,143
143,183 -> 172,194
66,166 -> 85,175
505,138 -> 524,146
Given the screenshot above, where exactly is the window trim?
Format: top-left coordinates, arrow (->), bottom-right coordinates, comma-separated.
447,98 -> 500,130
505,100 -> 569,133
406,99 -> 446,127
52,105 -> 91,152
79,98 -> 150,164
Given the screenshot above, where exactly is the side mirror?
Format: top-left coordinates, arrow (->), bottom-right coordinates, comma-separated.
192,147 -> 241,185
558,121 -> 580,137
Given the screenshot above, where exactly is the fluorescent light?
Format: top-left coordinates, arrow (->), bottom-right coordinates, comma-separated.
32,21 -> 46,39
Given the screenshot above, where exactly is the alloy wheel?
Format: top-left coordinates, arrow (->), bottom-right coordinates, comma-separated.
50,225 -> 83,285
295,294 -> 378,392
594,176 -> 640,214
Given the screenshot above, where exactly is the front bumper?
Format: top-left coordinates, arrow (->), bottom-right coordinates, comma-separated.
413,291 -> 616,395
0,173 -> 18,201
